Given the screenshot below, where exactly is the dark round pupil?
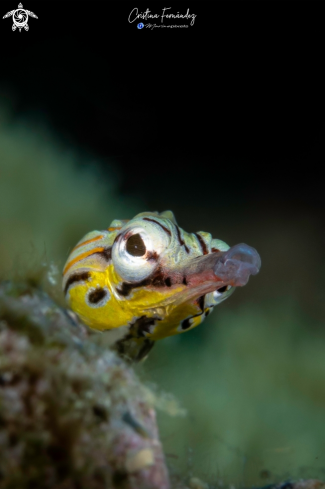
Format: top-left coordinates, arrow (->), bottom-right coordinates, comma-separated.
217,285 -> 228,293
126,234 -> 146,257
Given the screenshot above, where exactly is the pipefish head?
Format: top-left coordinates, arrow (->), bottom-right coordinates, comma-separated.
62,210 -> 261,354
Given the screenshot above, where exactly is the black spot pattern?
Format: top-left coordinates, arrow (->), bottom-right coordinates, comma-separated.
181,311 -> 204,331
181,318 -> 192,330
88,287 -> 107,304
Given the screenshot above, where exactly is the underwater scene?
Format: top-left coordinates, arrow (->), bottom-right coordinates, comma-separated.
1,91 -> 325,488
1,6 -> 324,486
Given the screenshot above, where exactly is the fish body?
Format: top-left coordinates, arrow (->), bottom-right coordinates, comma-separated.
62,211 -> 260,360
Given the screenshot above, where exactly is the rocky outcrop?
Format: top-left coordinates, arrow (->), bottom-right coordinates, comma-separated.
0,281 -> 169,489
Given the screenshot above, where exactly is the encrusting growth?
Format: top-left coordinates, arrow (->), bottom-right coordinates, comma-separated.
0,280 -> 170,489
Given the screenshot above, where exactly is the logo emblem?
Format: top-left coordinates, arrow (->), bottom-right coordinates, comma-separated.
137,23 -> 144,29
3,2 -> 38,32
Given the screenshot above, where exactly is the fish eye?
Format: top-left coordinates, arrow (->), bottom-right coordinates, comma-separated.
111,220 -> 170,283
126,234 -> 146,257
112,228 -> 158,282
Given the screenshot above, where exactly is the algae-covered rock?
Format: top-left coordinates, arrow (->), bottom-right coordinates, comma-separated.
0,281 -> 169,489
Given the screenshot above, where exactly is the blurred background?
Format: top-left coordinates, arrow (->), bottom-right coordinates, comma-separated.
1,2 -> 325,486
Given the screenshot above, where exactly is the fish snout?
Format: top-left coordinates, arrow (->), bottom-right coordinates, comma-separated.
213,243 -> 261,286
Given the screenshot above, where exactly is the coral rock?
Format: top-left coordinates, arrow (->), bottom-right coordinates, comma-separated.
0,281 -> 169,489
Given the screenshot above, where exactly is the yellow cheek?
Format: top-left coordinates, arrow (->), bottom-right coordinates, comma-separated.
66,265 -> 186,333
108,264 -> 188,314
149,302 -> 200,340
125,286 -> 182,311
67,263 -> 202,338
67,271 -> 132,331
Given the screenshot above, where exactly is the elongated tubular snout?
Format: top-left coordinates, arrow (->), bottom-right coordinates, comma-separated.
154,243 -> 261,308
213,243 -> 261,286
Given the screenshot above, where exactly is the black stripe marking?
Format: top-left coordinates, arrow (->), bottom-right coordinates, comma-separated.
175,225 -> 189,253
94,247 -> 112,261
64,271 -> 90,295
197,295 -> 205,312
195,233 -> 208,255
143,217 -> 171,236
117,282 -> 136,297
117,262 -> 190,297
117,267 -> 166,296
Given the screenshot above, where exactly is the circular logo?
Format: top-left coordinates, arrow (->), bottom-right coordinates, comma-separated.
13,8 -> 28,28
137,23 -> 144,29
